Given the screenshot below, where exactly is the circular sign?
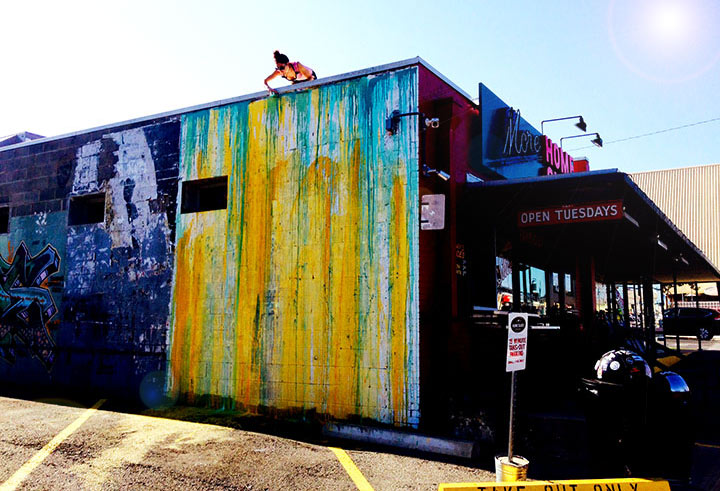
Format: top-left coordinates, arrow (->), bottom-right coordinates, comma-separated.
510,316 -> 526,333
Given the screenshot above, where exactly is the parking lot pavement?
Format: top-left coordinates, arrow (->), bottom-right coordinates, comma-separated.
0,397 -> 495,490
0,397 -> 91,484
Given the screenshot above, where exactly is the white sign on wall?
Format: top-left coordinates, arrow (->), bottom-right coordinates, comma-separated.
506,313 -> 529,372
420,194 -> 445,230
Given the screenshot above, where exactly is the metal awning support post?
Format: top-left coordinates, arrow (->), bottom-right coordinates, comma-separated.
623,283 -> 630,330
695,282 -> 702,351
611,282 -> 619,324
637,282 -> 645,331
545,269 -> 553,312
660,285 -> 667,348
673,267 -> 680,351
643,280 -> 656,361
606,283 -> 612,327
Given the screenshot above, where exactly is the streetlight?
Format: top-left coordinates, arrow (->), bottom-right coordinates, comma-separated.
560,133 -> 603,149
541,116 -> 586,135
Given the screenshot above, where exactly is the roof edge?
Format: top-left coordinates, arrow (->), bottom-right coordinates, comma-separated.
621,173 -> 720,278
414,57 -> 475,103
631,162 -> 720,175
472,168 -> 620,187
1,57 -> 467,154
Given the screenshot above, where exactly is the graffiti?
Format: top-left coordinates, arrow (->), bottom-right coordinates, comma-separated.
0,242 -> 60,370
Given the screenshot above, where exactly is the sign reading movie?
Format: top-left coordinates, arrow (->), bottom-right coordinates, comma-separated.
518,200 -> 623,228
506,313 -> 529,372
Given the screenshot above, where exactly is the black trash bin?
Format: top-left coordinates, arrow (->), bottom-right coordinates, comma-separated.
581,350 -> 693,480
581,349 -> 652,476
647,371 -> 693,482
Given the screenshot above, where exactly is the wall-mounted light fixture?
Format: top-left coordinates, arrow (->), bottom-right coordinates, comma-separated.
422,164 -> 450,181
387,110 -> 448,182
560,132 -> 603,149
541,115 -> 586,135
673,254 -> 689,266
386,110 -> 439,135
624,210 -> 640,228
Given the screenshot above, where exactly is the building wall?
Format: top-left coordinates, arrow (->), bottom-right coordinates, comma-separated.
631,163 -> 720,272
417,66 -> 482,427
0,119 -> 179,401
167,67 -> 421,425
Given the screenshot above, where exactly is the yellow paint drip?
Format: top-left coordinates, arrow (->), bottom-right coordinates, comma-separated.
170,68 -> 420,424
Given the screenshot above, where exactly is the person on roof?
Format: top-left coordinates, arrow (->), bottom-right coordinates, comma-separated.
264,51 -> 317,94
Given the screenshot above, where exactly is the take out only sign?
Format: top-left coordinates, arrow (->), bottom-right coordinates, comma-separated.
518,200 -> 623,227
506,313 -> 528,372
438,477 -> 671,490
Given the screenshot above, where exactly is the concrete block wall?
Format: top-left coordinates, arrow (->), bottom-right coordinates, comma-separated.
167,67 -> 421,426
0,118 -> 180,402
0,64 -> 425,426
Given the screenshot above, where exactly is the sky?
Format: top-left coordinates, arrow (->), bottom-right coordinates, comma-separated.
2,0 -> 720,173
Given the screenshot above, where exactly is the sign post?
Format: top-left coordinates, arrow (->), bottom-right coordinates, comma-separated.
506,313 -> 528,462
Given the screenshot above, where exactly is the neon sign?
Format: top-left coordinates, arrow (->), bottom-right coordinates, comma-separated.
503,109 -> 542,157
542,136 -> 574,175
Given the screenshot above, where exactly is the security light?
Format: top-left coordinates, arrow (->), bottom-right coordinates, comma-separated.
576,116 -> 587,132
422,164 -> 450,181
560,133 -> 603,149
541,115 -> 586,135
386,110 -> 440,135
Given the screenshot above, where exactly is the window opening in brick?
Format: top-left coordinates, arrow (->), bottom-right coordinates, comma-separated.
181,176 -> 228,214
68,192 -> 106,226
0,207 -> 8,234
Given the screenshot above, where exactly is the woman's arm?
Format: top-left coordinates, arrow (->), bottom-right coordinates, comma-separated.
264,70 -> 281,93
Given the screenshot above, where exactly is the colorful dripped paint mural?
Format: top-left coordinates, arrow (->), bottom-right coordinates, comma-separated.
0,242 -> 60,369
168,68 -> 421,425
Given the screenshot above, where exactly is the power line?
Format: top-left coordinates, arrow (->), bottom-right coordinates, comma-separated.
570,116 -> 720,150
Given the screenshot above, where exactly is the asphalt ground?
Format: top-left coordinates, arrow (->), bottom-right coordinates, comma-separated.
0,396 -> 495,490
2,340 -> 718,490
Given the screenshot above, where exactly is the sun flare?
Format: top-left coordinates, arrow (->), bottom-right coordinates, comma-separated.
609,0 -> 720,82
647,2 -> 691,45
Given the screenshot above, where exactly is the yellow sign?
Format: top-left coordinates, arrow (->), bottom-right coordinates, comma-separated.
438,478 -> 670,491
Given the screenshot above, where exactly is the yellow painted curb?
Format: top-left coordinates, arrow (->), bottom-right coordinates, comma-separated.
655,355 -> 683,369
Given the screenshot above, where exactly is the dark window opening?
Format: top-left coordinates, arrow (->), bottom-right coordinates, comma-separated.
69,193 -> 106,226
181,176 -> 228,214
0,207 -> 8,234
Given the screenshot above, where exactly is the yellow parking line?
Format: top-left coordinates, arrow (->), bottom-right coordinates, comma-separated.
329,447 -> 374,491
0,399 -> 106,491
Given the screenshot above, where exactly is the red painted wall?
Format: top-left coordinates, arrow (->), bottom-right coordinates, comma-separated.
418,66 -> 482,428
418,66 -> 480,319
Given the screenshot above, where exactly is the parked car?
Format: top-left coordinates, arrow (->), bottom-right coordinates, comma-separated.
661,307 -> 720,340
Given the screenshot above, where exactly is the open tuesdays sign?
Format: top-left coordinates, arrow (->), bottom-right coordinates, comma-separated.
518,200 -> 623,227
